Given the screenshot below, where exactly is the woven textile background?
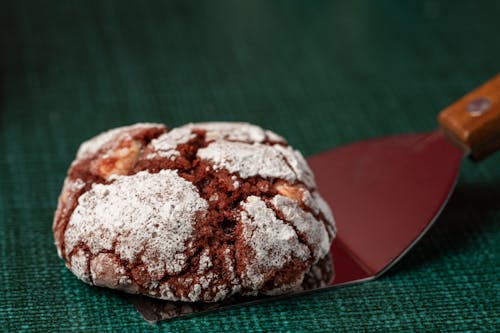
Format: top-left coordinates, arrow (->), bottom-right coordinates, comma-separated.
1,1 -> 499,332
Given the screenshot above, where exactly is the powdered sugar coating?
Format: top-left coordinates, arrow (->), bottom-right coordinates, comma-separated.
179,122 -> 286,143
198,249 -> 212,273
198,141 -> 314,185
264,129 -> 286,143
54,178 -> 86,257
55,121 -> 336,302
149,126 -> 196,159
65,170 -> 208,279
273,145 -> 316,188
90,253 -> 135,291
271,195 -> 331,260
76,123 -> 165,159
69,248 -> 90,283
312,192 -> 336,237
240,196 -> 310,293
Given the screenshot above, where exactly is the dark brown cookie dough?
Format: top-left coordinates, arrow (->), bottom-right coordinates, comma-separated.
53,122 -> 336,302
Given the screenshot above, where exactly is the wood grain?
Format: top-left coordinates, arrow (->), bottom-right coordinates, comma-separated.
438,74 -> 500,160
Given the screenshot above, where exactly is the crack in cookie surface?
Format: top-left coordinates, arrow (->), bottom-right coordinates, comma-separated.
53,122 -> 336,302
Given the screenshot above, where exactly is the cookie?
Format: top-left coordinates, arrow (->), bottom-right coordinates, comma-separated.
53,122 -> 336,302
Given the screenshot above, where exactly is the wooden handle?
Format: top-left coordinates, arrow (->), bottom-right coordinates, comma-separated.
438,74 -> 500,160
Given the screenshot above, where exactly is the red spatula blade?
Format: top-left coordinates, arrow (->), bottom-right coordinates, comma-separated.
307,130 -> 464,285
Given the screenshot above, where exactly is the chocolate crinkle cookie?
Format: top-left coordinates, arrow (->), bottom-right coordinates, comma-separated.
53,122 -> 336,302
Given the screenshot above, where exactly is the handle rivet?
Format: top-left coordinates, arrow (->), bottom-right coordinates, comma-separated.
467,97 -> 491,116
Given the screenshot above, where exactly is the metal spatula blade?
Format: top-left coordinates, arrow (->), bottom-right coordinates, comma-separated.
131,74 -> 500,322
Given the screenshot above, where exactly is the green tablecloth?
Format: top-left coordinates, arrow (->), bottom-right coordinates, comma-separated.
1,1 -> 499,332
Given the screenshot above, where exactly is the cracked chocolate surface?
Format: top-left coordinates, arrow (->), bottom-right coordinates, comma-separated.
53,122 -> 336,302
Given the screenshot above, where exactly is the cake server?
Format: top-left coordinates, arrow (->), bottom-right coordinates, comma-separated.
131,74 -> 500,323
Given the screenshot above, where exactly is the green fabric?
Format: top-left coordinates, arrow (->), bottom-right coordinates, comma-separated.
1,0 -> 499,331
